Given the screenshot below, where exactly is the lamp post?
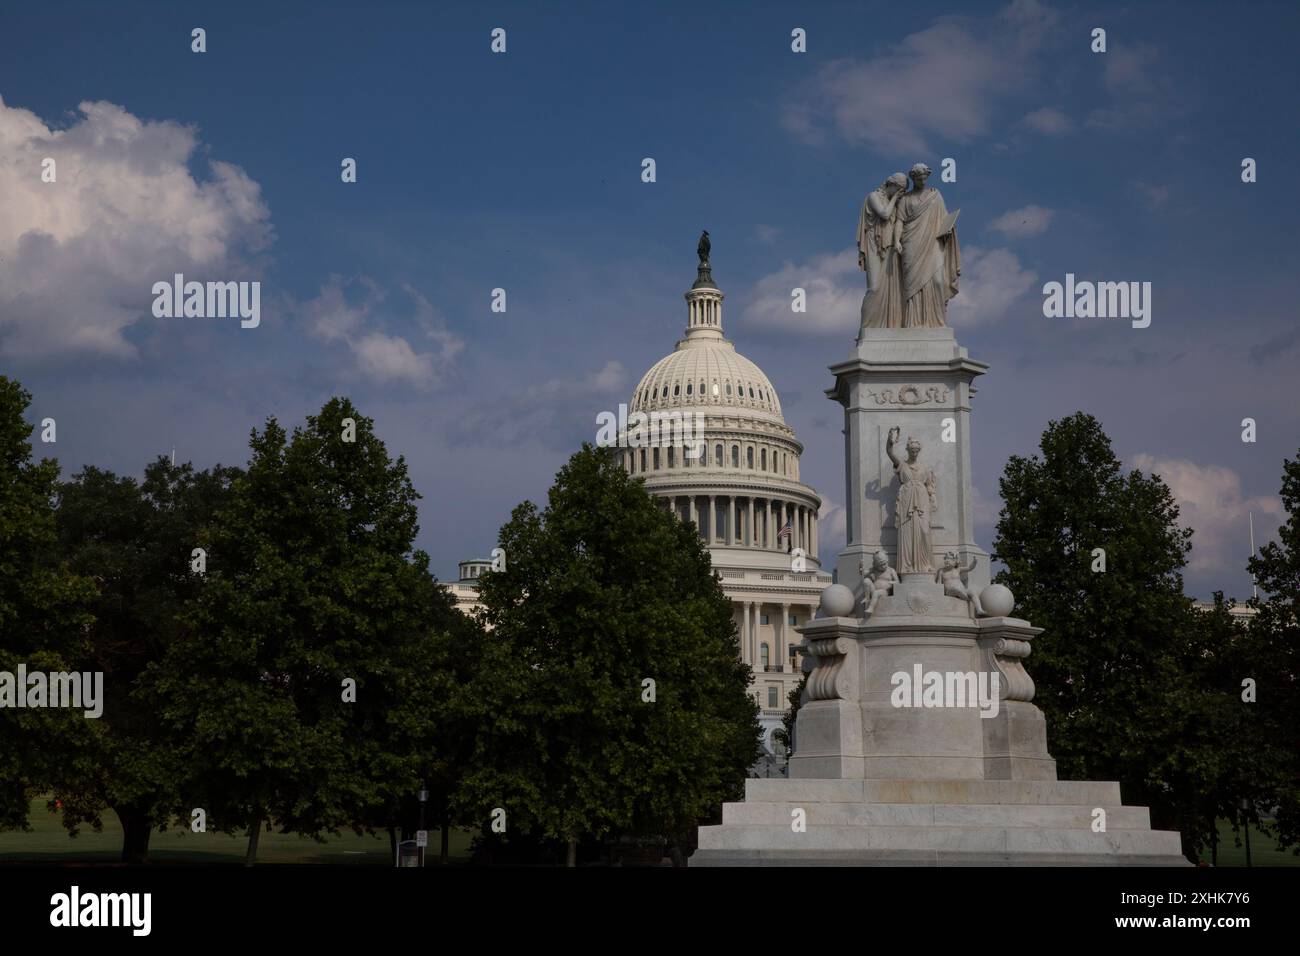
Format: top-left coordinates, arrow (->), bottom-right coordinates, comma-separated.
1240,797 -> 1252,868
418,787 -> 429,868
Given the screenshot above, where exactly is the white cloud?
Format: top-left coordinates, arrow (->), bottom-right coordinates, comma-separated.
987,205 -> 1055,239
1132,455 -> 1283,578
947,245 -> 1037,327
353,334 -> 435,386
300,276 -> 462,388
816,493 -> 846,563
746,242 -> 1035,333
754,224 -> 781,244
0,97 -> 272,359
1021,106 -> 1073,135
1132,182 -> 1170,209
744,248 -> 861,333
780,1 -> 1058,153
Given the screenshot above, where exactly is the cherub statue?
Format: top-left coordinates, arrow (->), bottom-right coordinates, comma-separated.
859,549 -> 899,617
936,551 -> 984,617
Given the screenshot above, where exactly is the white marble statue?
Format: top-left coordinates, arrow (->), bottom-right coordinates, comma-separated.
936,551 -> 984,617
858,549 -> 899,617
856,173 -> 908,330
857,162 -> 961,331
886,426 -> 936,573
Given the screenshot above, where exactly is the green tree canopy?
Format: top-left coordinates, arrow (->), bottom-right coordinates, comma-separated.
993,412 -> 1214,859
460,444 -> 760,865
145,397 -> 469,864
1244,451 -> 1300,852
0,377 -> 94,830
51,457 -> 241,862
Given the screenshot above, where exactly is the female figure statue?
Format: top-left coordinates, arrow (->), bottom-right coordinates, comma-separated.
886,427 -> 936,573
895,163 -> 961,329
856,173 -> 908,331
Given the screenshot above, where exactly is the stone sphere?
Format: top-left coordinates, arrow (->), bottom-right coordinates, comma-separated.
979,584 -> 1015,618
819,583 -> 856,618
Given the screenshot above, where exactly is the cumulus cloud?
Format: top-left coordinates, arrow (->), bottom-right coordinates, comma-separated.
1132,454 -> 1282,579
0,96 -> 272,359
299,276 -> 462,388
1086,44 -> 1181,131
447,360 -> 628,450
816,493 -> 846,564
947,245 -> 1037,327
987,204 -> 1055,239
744,248 -> 861,334
780,0 -> 1058,153
1020,106 -> 1073,135
1131,182 -> 1170,209
745,242 -> 1035,333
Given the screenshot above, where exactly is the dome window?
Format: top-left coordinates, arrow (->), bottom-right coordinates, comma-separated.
731,445 -> 739,468
714,444 -> 723,467
661,385 -> 668,398
748,387 -> 754,398
761,448 -> 767,470
686,382 -> 692,395
747,447 -> 754,469
711,382 -> 719,397
726,382 -> 732,396
673,383 -> 680,397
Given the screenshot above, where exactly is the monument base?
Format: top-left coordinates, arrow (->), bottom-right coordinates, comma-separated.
694,596 -> 1188,866
692,777 -> 1189,866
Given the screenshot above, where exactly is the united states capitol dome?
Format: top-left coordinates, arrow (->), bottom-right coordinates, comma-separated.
630,251 -> 784,426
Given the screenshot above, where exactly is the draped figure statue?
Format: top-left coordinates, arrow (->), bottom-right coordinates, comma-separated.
856,173 -> 907,330
886,426 -> 936,573
857,162 -> 961,332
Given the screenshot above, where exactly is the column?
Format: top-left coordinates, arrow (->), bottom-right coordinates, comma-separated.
743,602 -> 753,666
708,495 -> 716,543
811,506 -> 818,560
688,496 -> 697,530
746,497 -> 755,546
725,497 -> 733,545
779,602 -> 789,669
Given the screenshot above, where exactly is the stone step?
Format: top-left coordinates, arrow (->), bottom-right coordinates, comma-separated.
697,823 -> 1184,857
722,801 -> 1151,829
744,777 -> 1123,806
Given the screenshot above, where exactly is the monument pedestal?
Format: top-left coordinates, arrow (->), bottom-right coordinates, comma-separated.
829,328 -> 990,593
695,597 -> 1188,865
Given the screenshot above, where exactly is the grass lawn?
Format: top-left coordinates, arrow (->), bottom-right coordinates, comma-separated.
1205,818 -> 1300,867
0,798 -> 474,865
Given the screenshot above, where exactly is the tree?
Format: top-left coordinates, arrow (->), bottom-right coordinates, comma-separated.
459,444 -> 760,865
145,398 -> 468,864
1243,451 -> 1300,853
51,458 -> 240,862
772,673 -> 806,757
0,377 -> 95,830
992,412 -> 1210,860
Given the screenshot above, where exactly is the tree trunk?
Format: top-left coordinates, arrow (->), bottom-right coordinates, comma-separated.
244,812 -> 264,867
117,806 -> 153,865
440,811 -> 450,865
388,826 -> 398,865
566,837 -> 577,868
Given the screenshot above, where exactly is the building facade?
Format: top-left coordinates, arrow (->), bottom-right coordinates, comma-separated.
619,249 -> 831,751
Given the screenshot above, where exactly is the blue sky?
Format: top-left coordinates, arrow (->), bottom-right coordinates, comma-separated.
2,0 -> 1298,600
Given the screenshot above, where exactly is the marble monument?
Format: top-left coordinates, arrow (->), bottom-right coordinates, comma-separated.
692,167 -> 1188,866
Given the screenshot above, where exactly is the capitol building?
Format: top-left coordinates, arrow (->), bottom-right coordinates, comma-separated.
447,245 -> 832,754
617,247 -> 832,751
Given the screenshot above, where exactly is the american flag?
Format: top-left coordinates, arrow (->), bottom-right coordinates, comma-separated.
777,520 -> 793,541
